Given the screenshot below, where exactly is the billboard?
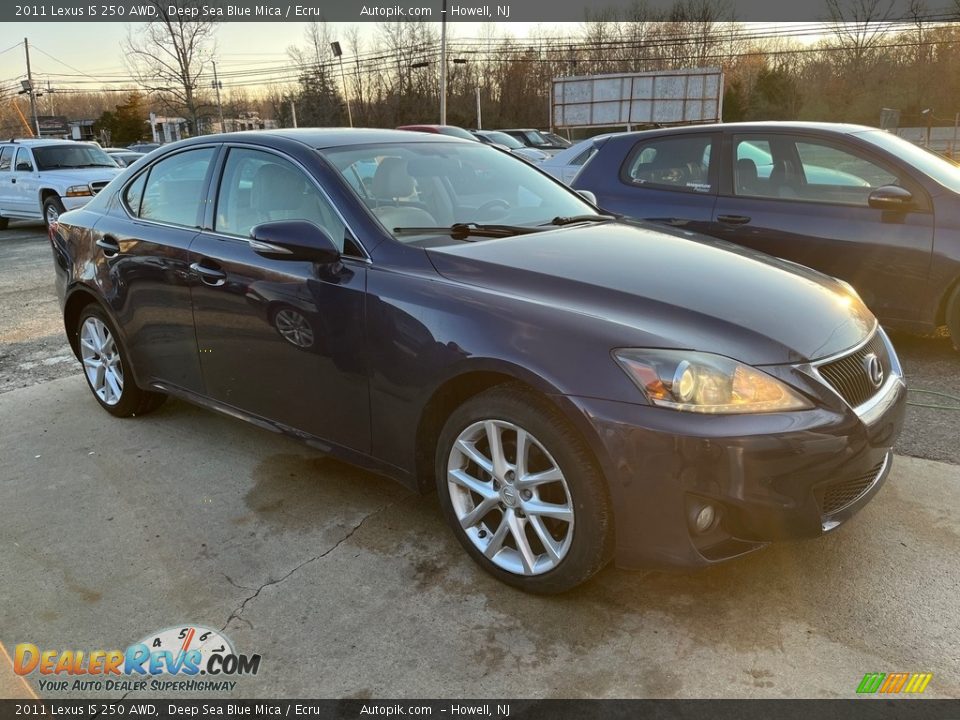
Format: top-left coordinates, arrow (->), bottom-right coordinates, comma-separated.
551,68 -> 723,130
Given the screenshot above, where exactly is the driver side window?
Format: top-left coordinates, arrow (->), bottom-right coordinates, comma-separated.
622,134 -> 716,193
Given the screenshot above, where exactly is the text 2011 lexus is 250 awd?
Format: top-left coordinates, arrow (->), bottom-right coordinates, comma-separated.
47,129 -> 906,593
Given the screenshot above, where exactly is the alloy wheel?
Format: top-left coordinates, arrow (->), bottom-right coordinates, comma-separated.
447,419 -> 574,576
45,203 -> 60,226
80,316 -> 124,406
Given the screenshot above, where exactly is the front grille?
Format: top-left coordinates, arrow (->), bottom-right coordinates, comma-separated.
90,181 -> 108,195
816,331 -> 889,408
819,461 -> 885,515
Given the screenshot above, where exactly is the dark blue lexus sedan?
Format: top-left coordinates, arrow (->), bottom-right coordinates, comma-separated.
48,129 -> 906,592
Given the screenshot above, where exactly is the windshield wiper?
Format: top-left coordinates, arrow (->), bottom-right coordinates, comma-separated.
392,222 -> 546,240
545,214 -> 618,226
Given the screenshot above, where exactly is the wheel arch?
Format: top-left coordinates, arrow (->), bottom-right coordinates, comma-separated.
935,273 -> 960,328
411,361 -> 611,497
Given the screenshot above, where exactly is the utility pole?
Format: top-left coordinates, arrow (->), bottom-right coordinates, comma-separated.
24,38 -> 40,137
330,42 -> 353,127
290,100 -> 298,128
439,0 -> 448,125
476,87 -> 481,129
47,79 -> 54,116
212,60 -> 225,132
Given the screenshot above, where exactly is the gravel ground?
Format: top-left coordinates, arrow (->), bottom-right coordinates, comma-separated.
2,219 -> 958,464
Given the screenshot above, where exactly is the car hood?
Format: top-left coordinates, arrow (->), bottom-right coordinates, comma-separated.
425,221 -> 876,365
39,168 -> 122,184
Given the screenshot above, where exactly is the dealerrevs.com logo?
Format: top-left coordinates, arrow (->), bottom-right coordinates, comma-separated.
14,625 -> 261,693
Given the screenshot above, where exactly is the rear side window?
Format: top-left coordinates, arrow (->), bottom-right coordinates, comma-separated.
622,134 -> 716,193
124,172 -> 147,215
0,146 -> 12,172
14,148 -> 33,171
139,148 -> 215,227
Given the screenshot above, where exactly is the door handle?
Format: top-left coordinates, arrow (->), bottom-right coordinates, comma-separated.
11,178 -> 15,184
190,261 -> 226,287
717,214 -> 751,225
95,238 -> 121,257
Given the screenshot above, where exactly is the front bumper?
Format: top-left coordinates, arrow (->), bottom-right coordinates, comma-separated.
564,370 -> 906,570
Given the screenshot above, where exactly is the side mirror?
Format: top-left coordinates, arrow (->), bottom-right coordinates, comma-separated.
249,220 -> 341,264
15,162 -> 32,172
868,185 -> 913,211
577,189 -> 598,205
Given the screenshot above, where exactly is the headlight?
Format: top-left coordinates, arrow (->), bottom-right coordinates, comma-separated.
613,349 -> 812,414
65,185 -> 92,197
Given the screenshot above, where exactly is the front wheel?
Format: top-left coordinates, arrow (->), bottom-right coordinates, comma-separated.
76,305 -> 166,417
43,195 -> 66,228
435,384 -> 613,593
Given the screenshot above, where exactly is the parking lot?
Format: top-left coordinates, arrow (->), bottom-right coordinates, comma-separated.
2,220 -> 960,699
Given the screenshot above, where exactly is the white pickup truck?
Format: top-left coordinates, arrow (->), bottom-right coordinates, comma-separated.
0,139 -> 122,228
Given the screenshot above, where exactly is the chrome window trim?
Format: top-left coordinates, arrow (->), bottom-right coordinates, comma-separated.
117,144 -> 220,230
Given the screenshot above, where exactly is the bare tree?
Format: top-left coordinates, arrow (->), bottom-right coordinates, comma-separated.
123,0 -> 218,134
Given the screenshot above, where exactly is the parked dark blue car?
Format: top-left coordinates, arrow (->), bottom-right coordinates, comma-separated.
48,129 -> 905,592
573,122 -> 960,347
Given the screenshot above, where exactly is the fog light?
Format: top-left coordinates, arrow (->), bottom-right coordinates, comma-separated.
694,504 -> 716,533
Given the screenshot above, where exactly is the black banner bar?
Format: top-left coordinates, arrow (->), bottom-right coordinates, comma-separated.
1,699 -> 959,720
4,0 -> 960,23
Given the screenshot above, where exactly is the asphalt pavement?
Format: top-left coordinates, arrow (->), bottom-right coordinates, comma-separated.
1,375 -> 959,699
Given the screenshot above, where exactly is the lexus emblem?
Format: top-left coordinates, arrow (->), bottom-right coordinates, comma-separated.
864,353 -> 884,389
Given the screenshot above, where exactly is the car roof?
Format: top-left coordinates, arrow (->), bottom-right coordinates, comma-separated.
167,128 -> 475,149
608,121 -> 875,138
1,138 -> 86,147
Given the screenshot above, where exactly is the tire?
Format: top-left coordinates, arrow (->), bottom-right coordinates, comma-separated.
948,283 -> 960,352
435,383 -> 613,594
76,304 -> 166,418
43,195 -> 66,228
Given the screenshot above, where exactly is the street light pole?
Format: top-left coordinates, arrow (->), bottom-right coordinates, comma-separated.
439,0 -> 448,125
331,42 -> 353,127
212,60 -> 225,132
24,38 -> 40,137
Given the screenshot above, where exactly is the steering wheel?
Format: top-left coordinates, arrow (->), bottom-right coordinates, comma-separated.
475,198 -> 512,219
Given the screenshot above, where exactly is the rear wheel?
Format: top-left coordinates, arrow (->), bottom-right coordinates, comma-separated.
76,304 -> 166,417
43,195 -> 66,228
435,384 -> 612,594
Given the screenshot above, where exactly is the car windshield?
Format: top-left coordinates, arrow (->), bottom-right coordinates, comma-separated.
483,132 -> 524,150
520,130 -> 552,147
32,144 -> 117,170
322,141 -> 596,242
857,129 -> 960,193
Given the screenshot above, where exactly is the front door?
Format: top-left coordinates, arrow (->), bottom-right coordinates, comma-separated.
712,133 -> 934,324
189,146 -> 371,453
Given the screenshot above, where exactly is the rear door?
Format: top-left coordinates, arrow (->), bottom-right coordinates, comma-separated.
90,145 -> 219,393
0,145 -> 15,215
11,147 -> 38,216
188,145 -> 371,453
711,132 -> 934,324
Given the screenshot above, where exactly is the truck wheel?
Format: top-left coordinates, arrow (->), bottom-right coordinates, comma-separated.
43,196 -> 66,228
